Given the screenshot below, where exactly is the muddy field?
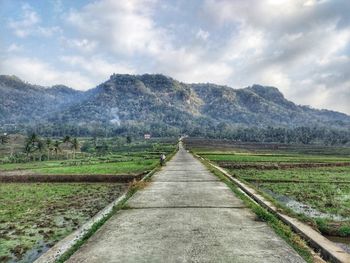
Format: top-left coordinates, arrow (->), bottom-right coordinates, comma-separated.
0,183 -> 128,262
215,161 -> 350,170
0,171 -> 146,183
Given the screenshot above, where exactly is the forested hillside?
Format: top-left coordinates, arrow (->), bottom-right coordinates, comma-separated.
1,74 -> 349,145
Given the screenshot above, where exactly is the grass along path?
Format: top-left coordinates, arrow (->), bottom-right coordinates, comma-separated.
231,166 -> 350,182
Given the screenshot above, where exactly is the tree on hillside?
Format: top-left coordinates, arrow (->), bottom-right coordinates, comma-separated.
126,135 -> 132,144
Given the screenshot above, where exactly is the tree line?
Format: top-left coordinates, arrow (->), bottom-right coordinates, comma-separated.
0,133 -> 80,162
1,122 -> 350,146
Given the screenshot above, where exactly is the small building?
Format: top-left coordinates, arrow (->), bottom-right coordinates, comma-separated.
144,134 -> 151,140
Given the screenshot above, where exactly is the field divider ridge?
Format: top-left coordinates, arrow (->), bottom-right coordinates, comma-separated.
195,154 -> 350,263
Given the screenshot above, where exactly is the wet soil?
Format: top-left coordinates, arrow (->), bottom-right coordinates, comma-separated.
0,172 -> 147,183
0,183 -> 129,262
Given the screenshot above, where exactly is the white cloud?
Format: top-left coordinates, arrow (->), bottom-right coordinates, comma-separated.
8,3 -> 60,38
8,4 -> 39,38
7,43 -> 23,53
66,0 -> 166,56
60,55 -> 135,80
60,37 -> 98,53
0,56 -> 93,89
196,29 -> 210,40
63,0 -> 233,85
200,0 -> 350,114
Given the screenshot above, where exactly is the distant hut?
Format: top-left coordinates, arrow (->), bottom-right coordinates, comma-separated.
144,134 -> 151,140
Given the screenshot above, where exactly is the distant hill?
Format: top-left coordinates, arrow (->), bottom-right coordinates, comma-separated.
1,74 -> 349,133
0,75 -> 84,124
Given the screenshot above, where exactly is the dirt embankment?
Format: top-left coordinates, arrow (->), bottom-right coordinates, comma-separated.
0,172 -> 148,183
216,161 -> 350,170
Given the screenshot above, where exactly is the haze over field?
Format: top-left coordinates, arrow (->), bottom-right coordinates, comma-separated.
0,0 -> 350,114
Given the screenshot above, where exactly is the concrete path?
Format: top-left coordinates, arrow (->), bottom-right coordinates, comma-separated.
67,145 -> 305,263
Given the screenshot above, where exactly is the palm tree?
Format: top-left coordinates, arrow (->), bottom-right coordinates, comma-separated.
62,136 -> 71,159
29,133 -> 38,143
45,138 -> 52,161
37,140 -> 44,161
24,142 -> 32,160
0,134 -> 9,145
24,133 -> 39,161
53,140 -> 61,158
71,138 -> 79,159
63,136 -> 71,144
0,133 -> 10,157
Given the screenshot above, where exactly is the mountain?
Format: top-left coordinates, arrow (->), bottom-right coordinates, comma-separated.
1,74 -> 349,132
0,75 -> 84,124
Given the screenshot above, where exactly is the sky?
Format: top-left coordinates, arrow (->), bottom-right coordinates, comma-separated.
0,0 -> 349,114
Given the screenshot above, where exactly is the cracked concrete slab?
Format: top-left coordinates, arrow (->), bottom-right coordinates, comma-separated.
67,144 -> 305,263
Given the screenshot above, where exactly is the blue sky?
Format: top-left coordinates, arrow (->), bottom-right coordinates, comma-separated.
0,0 -> 350,114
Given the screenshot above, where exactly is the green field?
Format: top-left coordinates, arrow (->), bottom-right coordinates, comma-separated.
0,183 -> 128,262
186,138 -> 350,238
0,138 -> 177,176
31,159 -> 157,175
232,166 -> 350,182
0,137 -> 178,262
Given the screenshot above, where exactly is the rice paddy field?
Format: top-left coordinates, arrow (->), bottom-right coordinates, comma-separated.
0,183 -> 127,263
185,138 -> 350,250
0,137 -> 177,262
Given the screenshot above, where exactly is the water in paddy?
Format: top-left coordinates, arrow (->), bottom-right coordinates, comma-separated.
259,187 -> 346,221
257,186 -> 350,250
325,236 -> 350,254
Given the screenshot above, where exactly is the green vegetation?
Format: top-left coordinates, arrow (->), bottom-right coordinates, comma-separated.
0,137 -> 178,262
34,160 -> 157,175
0,137 -> 177,176
186,138 -> 350,239
233,166 -> 350,182
0,183 -> 128,262
256,182 -> 350,217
